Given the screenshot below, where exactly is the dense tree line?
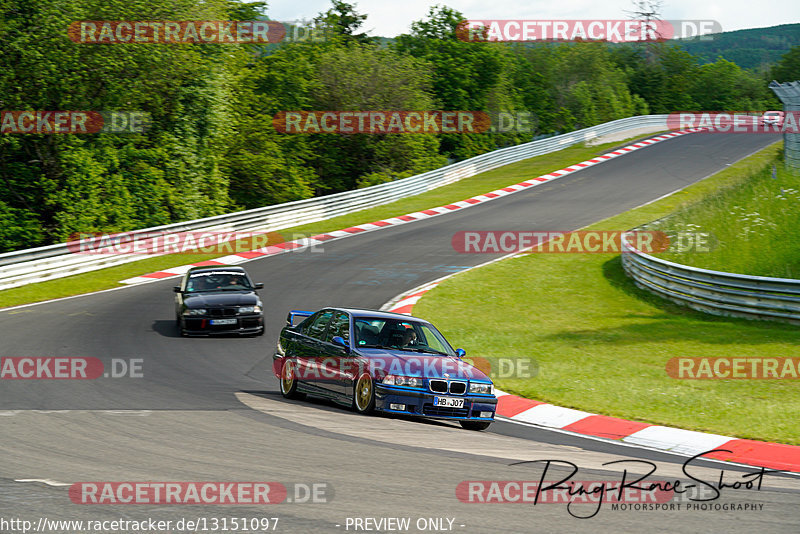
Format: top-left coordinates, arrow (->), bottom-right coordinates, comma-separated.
0,0 -> 791,252
673,23 -> 799,71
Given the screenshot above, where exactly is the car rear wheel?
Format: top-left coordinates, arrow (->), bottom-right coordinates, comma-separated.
353,373 -> 375,414
460,420 -> 492,431
280,359 -> 302,399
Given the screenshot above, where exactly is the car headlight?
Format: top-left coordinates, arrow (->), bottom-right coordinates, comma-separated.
382,375 -> 423,388
469,382 -> 493,395
238,305 -> 262,314
183,308 -> 207,316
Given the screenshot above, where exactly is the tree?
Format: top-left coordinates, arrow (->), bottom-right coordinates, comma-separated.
393,6 -> 522,159
0,0 -> 249,246
314,0 -> 376,45
771,45 -> 800,83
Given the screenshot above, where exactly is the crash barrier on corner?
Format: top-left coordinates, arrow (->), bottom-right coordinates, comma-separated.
621,233 -> 800,324
0,115 -> 669,291
769,80 -> 800,173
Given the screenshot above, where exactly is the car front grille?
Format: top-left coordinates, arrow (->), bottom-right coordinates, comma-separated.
429,380 -> 448,393
208,307 -> 237,317
429,379 -> 467,395
422,404 -> 470,418
449,382 -> 467,395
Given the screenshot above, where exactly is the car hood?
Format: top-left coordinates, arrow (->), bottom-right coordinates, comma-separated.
358,348 -> 490,382
183,291 -> 260,308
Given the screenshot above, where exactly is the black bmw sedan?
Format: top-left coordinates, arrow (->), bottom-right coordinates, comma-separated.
173,266 -> 265,336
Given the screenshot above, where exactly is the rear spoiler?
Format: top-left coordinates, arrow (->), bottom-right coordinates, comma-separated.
286,310 -> 314,327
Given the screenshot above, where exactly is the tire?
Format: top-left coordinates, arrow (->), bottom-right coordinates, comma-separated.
460,420 -> 492,431
257,326 -> 265,336
352,372 -> 375,414
279,359 -> 302,399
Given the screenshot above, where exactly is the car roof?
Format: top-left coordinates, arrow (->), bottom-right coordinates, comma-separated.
186,265 -> 247,275
320,307 -> 431,323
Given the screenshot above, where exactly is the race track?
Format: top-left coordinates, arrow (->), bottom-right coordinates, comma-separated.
1,132 -> 797,533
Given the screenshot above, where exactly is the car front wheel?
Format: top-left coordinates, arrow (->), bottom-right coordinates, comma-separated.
353,373 -> 375,414
176,317 -> 187,336
460,420 -> 492,431
280,359 -> 302,399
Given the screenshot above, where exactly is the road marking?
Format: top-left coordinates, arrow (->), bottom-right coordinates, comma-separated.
15,478 -> 70,486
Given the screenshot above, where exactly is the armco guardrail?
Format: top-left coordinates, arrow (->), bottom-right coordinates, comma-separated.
621,234 -> 800,324
0,115 -> 669,291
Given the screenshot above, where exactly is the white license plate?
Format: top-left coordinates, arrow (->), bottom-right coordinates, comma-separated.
210,319 -> 237,325
433,397 -> 464,408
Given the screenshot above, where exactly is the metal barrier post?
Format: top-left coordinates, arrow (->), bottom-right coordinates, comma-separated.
769,80 -> 800,173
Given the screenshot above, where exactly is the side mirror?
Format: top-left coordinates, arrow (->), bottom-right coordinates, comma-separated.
173,286 -> 182,293
331,336 -> 350,353
254,283 -> 264,290
455,348 -> 466,358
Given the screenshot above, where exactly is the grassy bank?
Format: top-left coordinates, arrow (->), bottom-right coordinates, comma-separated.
652,158 -> 800,278
414,141 -> 800,445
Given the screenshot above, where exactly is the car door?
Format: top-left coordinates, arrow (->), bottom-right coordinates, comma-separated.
296,310 -> 334,393
320,311 -> 353,397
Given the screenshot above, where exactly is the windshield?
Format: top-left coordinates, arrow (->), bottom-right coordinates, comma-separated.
186,271 -> 253,292
353,317 -> 455,356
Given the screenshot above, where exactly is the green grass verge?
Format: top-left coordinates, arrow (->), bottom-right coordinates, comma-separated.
414,141 -> 800,445
0,131 -> 668,309
652,157 -> 800,278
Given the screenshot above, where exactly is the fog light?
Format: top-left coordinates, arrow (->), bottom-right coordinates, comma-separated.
480,411 -> 494,418
389,403 -> 406,411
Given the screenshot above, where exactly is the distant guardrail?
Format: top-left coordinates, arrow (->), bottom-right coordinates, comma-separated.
0,114 -> 669,291
621,234 -> 800,324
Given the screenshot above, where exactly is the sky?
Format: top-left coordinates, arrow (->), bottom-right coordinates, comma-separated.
264,0 -> 799,37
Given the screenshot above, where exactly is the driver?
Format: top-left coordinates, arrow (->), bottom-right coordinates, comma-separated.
401,329 -> 417,347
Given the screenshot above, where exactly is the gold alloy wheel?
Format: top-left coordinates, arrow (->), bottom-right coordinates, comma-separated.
281,359 -> 296,394
355,374 -> 373,412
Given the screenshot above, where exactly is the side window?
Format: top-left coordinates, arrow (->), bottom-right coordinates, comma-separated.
325,313 -> 350,343
306,310 -> 334,340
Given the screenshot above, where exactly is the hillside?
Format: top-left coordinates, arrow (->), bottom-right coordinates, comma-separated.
672,23 -> 800,70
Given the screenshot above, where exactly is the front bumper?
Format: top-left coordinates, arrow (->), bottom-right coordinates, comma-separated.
375,383 -> 497,421
181,315 -> 264,335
